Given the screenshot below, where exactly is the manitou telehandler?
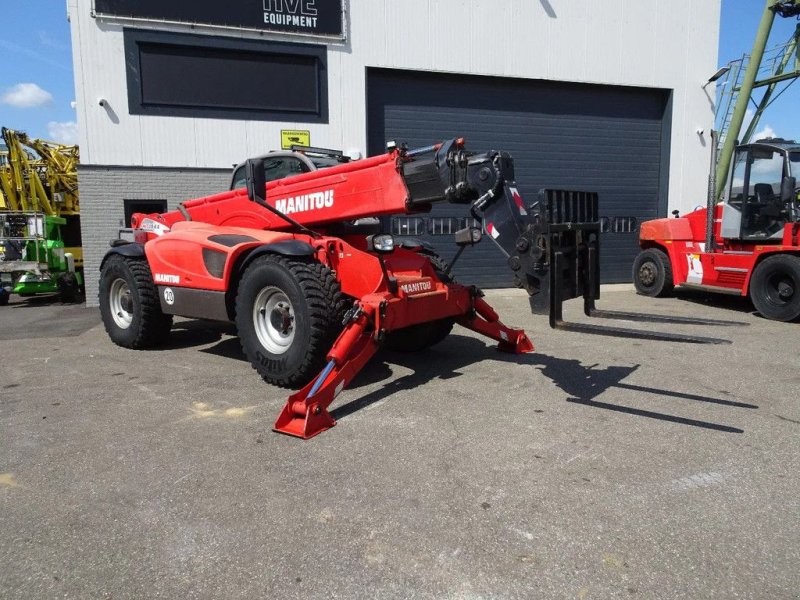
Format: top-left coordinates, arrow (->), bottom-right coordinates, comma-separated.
100,139 -> 731,439
633,0 -> 800,321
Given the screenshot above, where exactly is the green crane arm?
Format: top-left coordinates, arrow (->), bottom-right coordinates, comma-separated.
714,0 -> 780,197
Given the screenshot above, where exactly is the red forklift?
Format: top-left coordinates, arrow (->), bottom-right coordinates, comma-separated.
634,138 -> 800,321
633,0 -> 800,321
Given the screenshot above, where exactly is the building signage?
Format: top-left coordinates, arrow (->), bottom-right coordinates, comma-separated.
281,130 -> 311,149
93,0 -> 344,37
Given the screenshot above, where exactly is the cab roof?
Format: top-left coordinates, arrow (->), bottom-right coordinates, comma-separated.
746,137 -> 800,152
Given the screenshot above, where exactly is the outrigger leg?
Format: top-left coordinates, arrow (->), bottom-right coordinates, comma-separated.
274,304 -> 379,439
273,290 -> 533,439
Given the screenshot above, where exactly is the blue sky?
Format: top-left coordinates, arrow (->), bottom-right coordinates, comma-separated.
718,0 -> 798,139
0,0 -> 76,144
0,1 -> 797,145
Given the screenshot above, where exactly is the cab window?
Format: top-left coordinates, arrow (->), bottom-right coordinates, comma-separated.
230,156 -> 310,190
729,152 -> 748,206
741,148 -> 786,238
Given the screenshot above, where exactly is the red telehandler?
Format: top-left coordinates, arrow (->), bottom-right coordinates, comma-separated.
100,139 -> 730,439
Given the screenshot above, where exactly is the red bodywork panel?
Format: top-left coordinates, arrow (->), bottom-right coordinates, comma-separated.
639,204 -> 800,296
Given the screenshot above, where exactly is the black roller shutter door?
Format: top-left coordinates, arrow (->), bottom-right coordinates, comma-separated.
366,68 -> 671,286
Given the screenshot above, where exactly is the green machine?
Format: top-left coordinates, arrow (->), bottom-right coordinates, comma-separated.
0,212 -> 82,305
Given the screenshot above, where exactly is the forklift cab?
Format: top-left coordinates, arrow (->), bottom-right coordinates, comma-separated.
721,139 -> 800,241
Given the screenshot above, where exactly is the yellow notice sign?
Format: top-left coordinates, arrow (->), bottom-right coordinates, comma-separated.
281,130 -> 310,149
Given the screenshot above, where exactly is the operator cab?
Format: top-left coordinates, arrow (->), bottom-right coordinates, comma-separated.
230,146 -> 349,190
721,138 -> 800,241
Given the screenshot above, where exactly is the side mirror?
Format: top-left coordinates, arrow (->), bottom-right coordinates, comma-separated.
781,175 -> 796,202
245,158 -> 266,204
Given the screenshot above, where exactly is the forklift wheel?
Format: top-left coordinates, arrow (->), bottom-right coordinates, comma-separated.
633,248 -> 674,297
0,289 -> 9,306
235,255 -> 345,388
750,254 -> 800,322
99,256 -> 173,348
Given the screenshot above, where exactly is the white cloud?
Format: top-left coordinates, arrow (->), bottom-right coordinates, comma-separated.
753,124 -> 777,140
741,108 -> 778,141
47,121 -> 78,145
0,83 -> 53,108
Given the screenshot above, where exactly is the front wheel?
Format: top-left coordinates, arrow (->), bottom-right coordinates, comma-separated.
633,248 -> 674,297
750,255 -> 800,322
235,255 -> 345,388
99,256 -> 173,348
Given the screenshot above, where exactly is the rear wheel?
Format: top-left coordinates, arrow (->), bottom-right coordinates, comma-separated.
99,256 -> 173,348
235,255 -> 345,388
750,254 -> 800,322
0,289 -> 9,306
384,252 -> 455,352
633,248 -> 674,297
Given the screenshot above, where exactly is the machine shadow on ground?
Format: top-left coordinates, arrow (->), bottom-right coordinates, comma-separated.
154,319 -> 239,354
673,289 -> 757,317
157,322 -> 754,434
332,334 -> 755,434
2,293 -> 86,308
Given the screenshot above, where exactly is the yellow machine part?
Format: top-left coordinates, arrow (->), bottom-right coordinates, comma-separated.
0,128 -> 79,217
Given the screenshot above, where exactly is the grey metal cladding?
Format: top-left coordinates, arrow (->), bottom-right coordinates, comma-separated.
366,68 -> 672,286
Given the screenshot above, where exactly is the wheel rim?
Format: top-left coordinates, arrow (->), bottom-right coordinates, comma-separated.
252,286 -> 295,355
765,271 -> 796,307
638,261 -> 658,287
109,278 -> 134,329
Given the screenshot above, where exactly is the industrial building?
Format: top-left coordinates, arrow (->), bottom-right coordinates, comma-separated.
67,0 -> 721,305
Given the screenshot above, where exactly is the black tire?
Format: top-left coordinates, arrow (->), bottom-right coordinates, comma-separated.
633,248 -> 674,297
99,256 -> 173,348
235,255 -> 345,388
384,252 -> 455,352
749,254 -> 800,322
0,289 -> 9,306
57,272 -> 80,303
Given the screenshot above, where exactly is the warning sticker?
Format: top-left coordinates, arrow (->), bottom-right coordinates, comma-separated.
686,254 -> 703,284
281,130 -> 311,150
510,187 -> 527,215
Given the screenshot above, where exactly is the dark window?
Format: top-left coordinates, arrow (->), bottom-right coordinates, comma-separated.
124,29 -> 328,123
124,199 -> 167,227
427,217 -> 480,236
391,217 -> 425,236
599,216 -> 639,233
230,157 -> 310,190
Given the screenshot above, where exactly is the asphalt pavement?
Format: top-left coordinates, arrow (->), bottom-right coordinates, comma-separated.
1,288 -> 798,599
